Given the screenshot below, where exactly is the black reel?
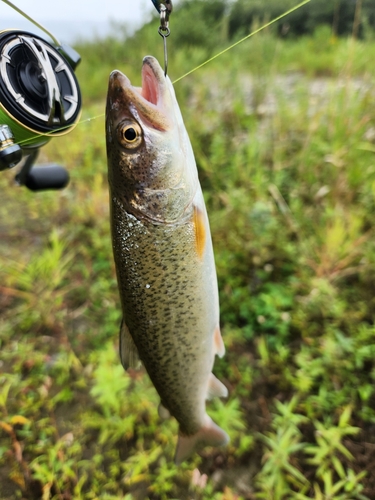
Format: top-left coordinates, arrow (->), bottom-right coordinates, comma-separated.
0,30 -> 82,191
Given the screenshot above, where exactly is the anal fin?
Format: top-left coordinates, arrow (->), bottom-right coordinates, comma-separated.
207,373 -> 228,400
119,319 -> 141,370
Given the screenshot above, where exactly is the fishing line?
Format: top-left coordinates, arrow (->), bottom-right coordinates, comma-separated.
172,0 -> 311,84
15,114 -> 105,148
1,0 -> 61,45
8,0 -> 311,148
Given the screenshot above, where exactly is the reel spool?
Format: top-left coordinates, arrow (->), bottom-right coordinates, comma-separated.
0,29 -> 82,190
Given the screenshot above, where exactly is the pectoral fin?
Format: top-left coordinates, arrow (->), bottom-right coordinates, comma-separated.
193,205 -> 206,260
119,319 -> 141,370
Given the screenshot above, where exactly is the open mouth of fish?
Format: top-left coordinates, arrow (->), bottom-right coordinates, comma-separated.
138,58 -> 161,106
108,56 -> 171,131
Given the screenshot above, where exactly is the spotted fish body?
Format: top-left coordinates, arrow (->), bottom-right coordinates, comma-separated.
106,56 -> 229,463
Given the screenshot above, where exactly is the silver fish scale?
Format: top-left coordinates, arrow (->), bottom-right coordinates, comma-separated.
111,196 -> 217,435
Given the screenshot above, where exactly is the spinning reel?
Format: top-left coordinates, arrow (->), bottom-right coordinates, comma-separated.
0,29 -> 82,190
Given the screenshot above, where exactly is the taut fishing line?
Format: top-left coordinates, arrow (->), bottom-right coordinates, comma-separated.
1,0 -> 61,45
173,0 -> 311,84
0,0 -> 310,188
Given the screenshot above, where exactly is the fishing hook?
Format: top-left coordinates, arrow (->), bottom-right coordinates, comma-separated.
151,1 -> 173,77
158,5 -> 170,77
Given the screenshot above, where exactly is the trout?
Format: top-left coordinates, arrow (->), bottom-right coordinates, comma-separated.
106,56 -> 229,464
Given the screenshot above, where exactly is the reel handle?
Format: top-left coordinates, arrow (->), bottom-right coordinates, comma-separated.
15,150 -> 69,191
23,165 -> 70,191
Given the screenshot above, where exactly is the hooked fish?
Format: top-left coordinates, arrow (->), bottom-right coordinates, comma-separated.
106,56 -> 229,464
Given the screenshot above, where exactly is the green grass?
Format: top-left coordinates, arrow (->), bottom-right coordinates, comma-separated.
1,18 -> 375,500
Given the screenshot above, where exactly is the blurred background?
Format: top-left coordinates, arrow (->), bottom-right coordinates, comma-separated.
1,0 -> 375,498
0,0 -> 164,42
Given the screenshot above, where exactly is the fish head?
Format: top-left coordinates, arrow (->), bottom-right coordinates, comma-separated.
106,56 -> 197,223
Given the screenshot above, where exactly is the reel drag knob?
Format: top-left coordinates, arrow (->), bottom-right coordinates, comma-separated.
0,124 -> 22,170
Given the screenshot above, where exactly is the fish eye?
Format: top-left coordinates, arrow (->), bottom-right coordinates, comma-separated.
117,120 -> 142,149
124,127 -> 137,141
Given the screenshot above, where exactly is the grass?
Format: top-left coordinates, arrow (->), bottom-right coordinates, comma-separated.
1,15 -> 375,500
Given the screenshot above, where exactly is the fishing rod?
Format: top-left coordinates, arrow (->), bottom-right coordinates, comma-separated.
0,0 -> 82,191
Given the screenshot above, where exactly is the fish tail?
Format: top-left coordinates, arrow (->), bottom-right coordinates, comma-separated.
174,414 -> 229,465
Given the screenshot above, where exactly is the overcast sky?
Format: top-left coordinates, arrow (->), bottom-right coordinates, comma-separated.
0,0 -> 165,42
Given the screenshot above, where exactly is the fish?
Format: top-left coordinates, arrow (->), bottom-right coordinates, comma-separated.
105,55 -> 229,464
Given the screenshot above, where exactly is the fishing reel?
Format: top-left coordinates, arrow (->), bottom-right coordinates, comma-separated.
0,29 -> 82,190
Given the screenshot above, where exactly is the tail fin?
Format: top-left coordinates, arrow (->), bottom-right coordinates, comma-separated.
174,414 -> 229,465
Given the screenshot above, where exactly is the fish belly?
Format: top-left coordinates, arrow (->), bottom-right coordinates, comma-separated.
111,193 -> 219,436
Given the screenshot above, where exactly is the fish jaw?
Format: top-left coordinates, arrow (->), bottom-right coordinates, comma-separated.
106,58 -> 172,133
106,56 -> 198,224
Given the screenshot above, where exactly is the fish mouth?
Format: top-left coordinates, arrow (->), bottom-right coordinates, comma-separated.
107,56 -> 171,131
141,56 -> 164,106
